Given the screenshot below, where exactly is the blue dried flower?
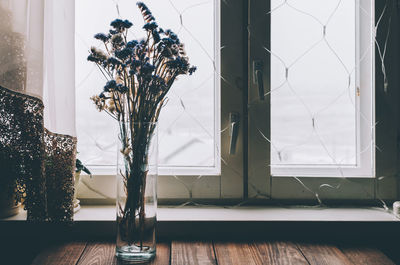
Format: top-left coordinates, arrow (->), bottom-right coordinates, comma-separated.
104,80 -> 117,91
143,22 -> 158,31
94,33 -> 110,42
115,84 -> 128,93
131,59 -> 141,68
163,37 -> 175,46
115,47 -> 133,60
87,55 -> 98,63
152,30 -> 160,43
189,66 -> 197,75
111,19 -> 132,30
140,62 -> 155,75
137,2 -> 155,22
170,33 -> 178,41
109,29 -> 119,35
110,19 -> 124,28
167,57 -> 190,72
158,45 -> 172,58
127,40 -> 138,48
122,20 -> 133,29
136,2 -> 149,11
107,57 -> 122,66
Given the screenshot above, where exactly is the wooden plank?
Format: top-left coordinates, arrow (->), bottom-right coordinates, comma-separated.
214,242 -> 262,265
151,242 -> 171,265
76,242 -> 169,265
171,241 -> 216,265
251,242 -> 309,265
31,241 -> 87,265
297,243 -> 352,265
341,246 -> 395,265
77,242 -> 116,265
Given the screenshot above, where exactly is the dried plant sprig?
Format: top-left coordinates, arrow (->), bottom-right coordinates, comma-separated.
87,2 -> 197,247
88,2 -> 196,126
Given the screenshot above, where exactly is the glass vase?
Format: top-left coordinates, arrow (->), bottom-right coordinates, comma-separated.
116,122 -> 158,263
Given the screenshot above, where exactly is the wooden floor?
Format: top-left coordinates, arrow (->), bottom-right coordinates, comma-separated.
30,241 -> 397,265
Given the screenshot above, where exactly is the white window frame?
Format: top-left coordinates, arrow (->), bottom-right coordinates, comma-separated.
271,0 -> 375,178
76,0 -> 221,177
248,0 -> 400,202
76,0 -> 246,202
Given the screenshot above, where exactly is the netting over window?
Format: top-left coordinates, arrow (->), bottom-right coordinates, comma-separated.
76,0 -> 219,174
247,0 -> 395,209
271,0 -> 358,166
76,0 -> 398,213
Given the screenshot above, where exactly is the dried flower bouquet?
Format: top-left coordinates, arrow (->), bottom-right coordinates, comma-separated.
87,2 -> 196,250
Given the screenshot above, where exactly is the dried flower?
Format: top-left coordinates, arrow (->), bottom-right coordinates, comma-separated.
115,84 -> 128,93
143,22 -> 158,31
152,30 -> 161,43
111,19 -> 133,30
137,2 -> 155,22
104,80 -> 117,92
127,40 -> 138,48
189,66 -> 197,75
94,33 -> 110,42
88,1 -> 197,126
115,47 -> 133,60
89,47 -> 108,62
90,95 -> 105,111
111,34 -> 124,47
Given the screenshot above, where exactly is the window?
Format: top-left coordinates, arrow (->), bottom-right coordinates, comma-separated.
75,0 -> 399,203
248,0 -> 398,202
75,0 -> 241,201
270,0 -> 374,178
76,0 -> 221,176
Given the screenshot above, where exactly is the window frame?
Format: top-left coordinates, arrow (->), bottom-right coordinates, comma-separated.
76,0 -> 247,203
270,0 -> 375,178
247,0 -> 400,203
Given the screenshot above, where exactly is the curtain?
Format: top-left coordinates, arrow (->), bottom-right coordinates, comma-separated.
0,0 -> 76,221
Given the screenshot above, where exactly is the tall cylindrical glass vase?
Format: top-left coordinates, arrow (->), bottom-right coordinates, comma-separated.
116,122 -> 157,263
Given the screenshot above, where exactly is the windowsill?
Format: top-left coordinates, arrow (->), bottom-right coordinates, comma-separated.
2,205 -> 400,239
3,205 -> 399,222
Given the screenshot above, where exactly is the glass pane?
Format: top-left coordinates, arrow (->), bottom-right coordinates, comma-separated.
75,0 -> 218,172
271,0 -> 357,166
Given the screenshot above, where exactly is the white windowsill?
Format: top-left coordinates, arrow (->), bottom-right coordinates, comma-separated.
3,205 -> 399,222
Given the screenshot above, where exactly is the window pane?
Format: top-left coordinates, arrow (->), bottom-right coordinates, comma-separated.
75,0 -> 218,173
271,0 -> 358,166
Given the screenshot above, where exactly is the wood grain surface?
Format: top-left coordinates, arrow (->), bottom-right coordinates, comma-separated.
297,243 -> 353,265
76,242 -> 116,265
31,241 -> 87,265
252,241 -> 309,265
214,242 -> 262,265
150,242 -> 171,265
171,241 -> 216,265
340,246 -> 396,265
31,241 -> 397,265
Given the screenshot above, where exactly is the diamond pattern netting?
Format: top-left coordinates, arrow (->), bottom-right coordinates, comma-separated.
76,0 -> 397,214
248,0 -> 393,210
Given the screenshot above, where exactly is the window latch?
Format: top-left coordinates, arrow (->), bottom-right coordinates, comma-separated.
253,60 -> 265,101
229,112 -> 240,155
